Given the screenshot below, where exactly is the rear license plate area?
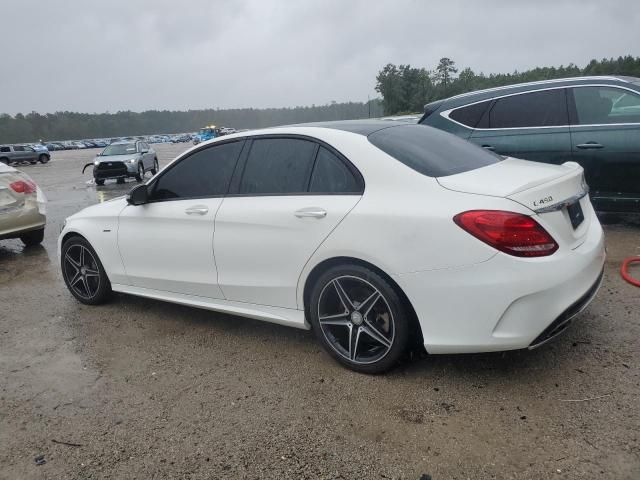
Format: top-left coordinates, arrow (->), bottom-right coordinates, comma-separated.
567,200 -> 584,229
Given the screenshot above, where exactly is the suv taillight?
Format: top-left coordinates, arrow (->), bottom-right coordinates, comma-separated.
453,210 -> 558,257
10,179 -> 37,194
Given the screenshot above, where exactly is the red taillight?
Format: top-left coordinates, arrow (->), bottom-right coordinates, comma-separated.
9,180 -> 37,194
453,210 -> 558,257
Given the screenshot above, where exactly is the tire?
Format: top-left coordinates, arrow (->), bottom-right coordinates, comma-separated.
61,235 -> 112,305
20,228 -> 44,247
39,154 -> 50,164
95,179 -> 105,186
116,177 -> 125,184
308,264 -> 411,374
150,158 -> 159,175
29,160 -> 37,165
0,157 -> 8,165
135,163 -> 144,182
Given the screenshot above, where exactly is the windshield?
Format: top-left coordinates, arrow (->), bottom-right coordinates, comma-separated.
101,143 -> 136,156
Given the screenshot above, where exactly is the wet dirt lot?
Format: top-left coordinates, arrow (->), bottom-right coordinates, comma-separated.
1,144 -> 639,479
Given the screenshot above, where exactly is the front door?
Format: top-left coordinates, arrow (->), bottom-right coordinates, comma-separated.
214,138 -> 363,309
568,85 -> 640,204
117,140 -> 244,297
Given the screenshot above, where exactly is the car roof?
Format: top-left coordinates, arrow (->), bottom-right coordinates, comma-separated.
431,75 -> 640,110
285,120 -> 404,136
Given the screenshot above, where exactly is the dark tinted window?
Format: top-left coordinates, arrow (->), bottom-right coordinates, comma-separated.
369,124 -> 501,177
151,141 -> 242,200
572,86 -> 640,124
449,100 -> 492,128
239,138 -> 316,194
489,89 -> 568,128
0,146 -> 10,153
309,147 -> 361,193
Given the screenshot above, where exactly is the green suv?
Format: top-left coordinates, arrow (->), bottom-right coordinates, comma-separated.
419,76 -> 640,213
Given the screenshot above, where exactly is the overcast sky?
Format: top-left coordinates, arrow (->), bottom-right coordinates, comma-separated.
1,0 -> 637,115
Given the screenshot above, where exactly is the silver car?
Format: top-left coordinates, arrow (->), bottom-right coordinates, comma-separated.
92,141 -> 158,186
0,144 -> 50,165
0,162 -> 46,246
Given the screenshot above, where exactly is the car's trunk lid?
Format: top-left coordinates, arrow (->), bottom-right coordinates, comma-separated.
437,158 -> 591,250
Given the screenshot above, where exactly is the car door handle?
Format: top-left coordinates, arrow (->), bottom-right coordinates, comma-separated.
294,207 -> 327,218
185,206 -> 209,215
481,145 -> 496,151
576,142 -> 604,149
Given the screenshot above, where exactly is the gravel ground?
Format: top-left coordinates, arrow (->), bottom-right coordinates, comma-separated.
1,144 -> 639,479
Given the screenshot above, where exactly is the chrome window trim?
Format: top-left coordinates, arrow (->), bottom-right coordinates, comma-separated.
448,76 -> 627,101
441,83 -> 640,131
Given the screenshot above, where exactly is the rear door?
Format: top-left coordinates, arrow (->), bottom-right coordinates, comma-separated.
568,85 -> 640,207
214,136 -> 363,309
469,88 -> 572,165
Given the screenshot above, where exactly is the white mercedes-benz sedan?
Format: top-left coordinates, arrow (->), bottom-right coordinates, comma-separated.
59,121 -> 605,373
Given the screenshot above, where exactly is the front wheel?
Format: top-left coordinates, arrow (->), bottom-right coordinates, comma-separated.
39,154 -> 50,164
61,236 -> 112,305
308,264 -> 410,374
135,163 -> 144,182
150,158 -> 159,175
95,178 -> 105,186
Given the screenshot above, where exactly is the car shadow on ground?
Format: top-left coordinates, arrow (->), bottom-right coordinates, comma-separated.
105,290 -> 585,383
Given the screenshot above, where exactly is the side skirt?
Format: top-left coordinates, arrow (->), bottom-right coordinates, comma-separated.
111,284 -> 310,330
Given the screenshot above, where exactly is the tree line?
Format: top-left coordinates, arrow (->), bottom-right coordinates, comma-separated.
0,100 -> 384,144
375,55 -> 640,115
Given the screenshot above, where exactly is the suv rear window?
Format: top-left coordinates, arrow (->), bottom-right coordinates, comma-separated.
368,124 -> 501,177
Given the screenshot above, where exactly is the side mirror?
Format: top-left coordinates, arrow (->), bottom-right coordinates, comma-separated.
127,184 -> 149,205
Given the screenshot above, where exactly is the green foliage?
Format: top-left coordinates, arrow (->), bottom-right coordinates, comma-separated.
0,100 -> 385,144
375,55 -> 640,116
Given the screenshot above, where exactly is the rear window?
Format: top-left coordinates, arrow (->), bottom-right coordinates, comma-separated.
368,124 -> 501,177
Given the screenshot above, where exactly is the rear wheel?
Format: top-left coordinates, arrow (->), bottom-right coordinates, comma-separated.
39,154 -> 50,164
61,236 -> 112,305
0,157 -> 8,165
308,264 -> 410,374
116,177 -> 125,184
20,228 -> 44,247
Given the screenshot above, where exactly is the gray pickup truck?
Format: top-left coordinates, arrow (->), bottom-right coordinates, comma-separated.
0,145 -> 50,165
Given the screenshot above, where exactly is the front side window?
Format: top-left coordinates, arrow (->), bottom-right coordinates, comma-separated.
150,141 -> 243,200
309,147 -> 361,193
572,86 -> 640,125
489,89 -> 568,128
449,100 -> 492,128
238,138 -> 316,194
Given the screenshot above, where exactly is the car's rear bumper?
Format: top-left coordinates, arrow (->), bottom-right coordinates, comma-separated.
394,216 -> 606,354
0,205 -> 46,240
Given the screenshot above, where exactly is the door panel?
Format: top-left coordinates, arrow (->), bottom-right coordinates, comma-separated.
118,199 -> 225,298
570,124 -> 640,197
214,195 -> 360,308
469,127 -> 573,164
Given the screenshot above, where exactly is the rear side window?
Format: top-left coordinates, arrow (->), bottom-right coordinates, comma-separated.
489,89 -> 568,128
449,100 -> 492,128
239,138 -> 316,194
13,146 -> 25,152
309,147 -> 361,193
151,141 -> 242,200
0,146 -> 10,153
369,124 -> 501,177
